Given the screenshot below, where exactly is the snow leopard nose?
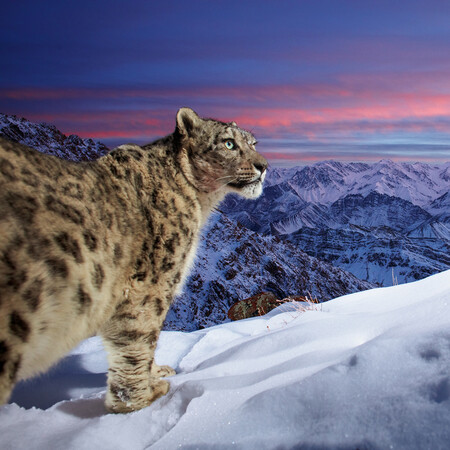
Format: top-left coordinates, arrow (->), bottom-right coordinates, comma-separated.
254,161 -> 268,175
252,152 -> 268,176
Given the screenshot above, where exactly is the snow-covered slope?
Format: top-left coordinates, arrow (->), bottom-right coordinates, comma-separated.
168,214 -> 374,330
428,192 -> 450,223
224,160 -> 450,286
0,113 -> 109,161
285,226 -> 450,285
268,159 -> 450,207
266,191 -> 433,235
3,270 -> 450,449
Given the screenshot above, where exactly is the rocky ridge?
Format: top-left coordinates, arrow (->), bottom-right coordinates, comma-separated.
0,113 -> 109,161
166,214 -> 374,330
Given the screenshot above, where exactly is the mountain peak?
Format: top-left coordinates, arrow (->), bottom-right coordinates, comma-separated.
0,112 -> 109,161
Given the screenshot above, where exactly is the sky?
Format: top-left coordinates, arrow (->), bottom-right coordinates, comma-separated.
1,0 -> 450,166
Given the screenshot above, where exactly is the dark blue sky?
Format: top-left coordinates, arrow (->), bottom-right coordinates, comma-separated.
1,0 -> 450,165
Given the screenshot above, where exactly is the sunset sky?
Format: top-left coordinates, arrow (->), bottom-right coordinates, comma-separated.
1,0 -> 450,166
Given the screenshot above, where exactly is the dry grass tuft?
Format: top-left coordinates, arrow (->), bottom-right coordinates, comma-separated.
277,292 -> 322,314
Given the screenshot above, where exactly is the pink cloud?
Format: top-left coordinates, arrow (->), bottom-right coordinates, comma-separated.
2,75 -> 450,164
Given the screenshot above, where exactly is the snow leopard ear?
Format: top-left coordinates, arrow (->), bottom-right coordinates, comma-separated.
176,108 -> 202,137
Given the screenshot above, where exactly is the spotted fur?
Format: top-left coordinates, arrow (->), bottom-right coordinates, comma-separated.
0,108 -> 267,413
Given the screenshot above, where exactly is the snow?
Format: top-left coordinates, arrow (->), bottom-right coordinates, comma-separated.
0,113 -> 109,161
2,270 -> 450,449
267,160 -> 450,208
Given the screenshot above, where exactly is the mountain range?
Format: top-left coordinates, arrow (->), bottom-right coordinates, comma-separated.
166,214 -> 373,330
222,160 -> 450,286
0,113 -> 109,161
1,113 -> 448,330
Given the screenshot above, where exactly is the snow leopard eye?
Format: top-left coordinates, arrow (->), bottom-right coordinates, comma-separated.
224,140 -> 235,150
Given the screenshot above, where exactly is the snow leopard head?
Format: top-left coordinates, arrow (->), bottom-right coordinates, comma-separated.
176,107 -> 268,199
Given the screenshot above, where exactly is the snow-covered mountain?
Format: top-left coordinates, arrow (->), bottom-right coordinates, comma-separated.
284,226 -> 450,286
3,270 -> 450,449
267,159 -> 450,208
428,191 -> 450,217
167,214 -> 374,331
223,160 -> 450,286
0,113 -> 109,161
224,189 -> 435,236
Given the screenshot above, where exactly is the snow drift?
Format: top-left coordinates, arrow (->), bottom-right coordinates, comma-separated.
1,270 -> 450,449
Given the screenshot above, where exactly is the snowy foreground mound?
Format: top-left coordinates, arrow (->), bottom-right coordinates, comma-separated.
2,271 -> 450,449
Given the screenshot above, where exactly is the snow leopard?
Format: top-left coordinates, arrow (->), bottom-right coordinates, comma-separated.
0,108 -> 267,413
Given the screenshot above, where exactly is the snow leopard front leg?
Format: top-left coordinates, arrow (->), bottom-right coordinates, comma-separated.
101,293 -> 174,413
151,361 -> 176,378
